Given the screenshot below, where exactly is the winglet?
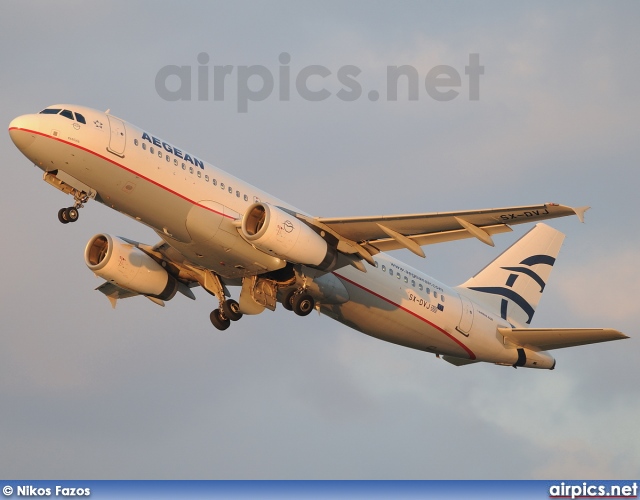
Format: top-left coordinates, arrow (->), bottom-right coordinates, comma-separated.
573,206 -> 590,223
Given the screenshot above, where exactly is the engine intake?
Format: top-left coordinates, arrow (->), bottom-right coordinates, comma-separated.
241,202 -> 336,269
84,234 -> 178,301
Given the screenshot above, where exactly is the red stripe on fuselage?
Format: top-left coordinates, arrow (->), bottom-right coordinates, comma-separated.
9,127 -> 234,220
334,272 -> 476,359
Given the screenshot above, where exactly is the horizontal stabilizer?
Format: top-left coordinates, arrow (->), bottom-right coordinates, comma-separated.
498,327 -> 629,351
442,355 -> 480,367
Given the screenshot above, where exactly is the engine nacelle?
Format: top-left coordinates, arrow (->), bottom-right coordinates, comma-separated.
240,202 -> 336,269
84,234 -> 178,301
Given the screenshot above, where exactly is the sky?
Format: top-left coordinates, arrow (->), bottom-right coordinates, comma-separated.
1,0 -> 639,480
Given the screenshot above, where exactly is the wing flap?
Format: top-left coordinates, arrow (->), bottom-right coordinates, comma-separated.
498,327 -> 629,351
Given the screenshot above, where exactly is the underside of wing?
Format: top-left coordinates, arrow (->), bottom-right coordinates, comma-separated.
296,204 -> 587,266
498,327 -> 629,351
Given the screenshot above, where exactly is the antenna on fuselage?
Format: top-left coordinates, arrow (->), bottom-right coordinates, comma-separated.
105,109 -> 110,114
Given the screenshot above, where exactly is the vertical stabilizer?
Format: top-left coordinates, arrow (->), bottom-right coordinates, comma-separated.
457,223 -> 564,327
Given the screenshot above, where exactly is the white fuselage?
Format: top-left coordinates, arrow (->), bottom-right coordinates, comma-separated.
9,105 -> 550,368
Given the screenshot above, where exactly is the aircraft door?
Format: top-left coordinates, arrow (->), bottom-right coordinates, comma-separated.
457,294 -> 475,336
106,115 -> 126,157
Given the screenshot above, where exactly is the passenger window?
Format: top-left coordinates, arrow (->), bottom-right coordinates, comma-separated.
236,190 -> 240,198
404,276 -> 408,283
150,147 -> 154,154
374,261 -> 379,268
75,113 -> 86,124
174,159 -> 178,166
142,143 -> 146,150
134,139 -> 139,146
205,175 -> 209,182
189,167 -> 194,174
441,295 -> 445,302
158,151 -> 162,158
381,265 -> 386,272
434,291 -> 438,299
228,186 -> 233,194
389,269 -> 393,276
166,155 -> 170,162
60,109 -> 74,120
397,273 -> 401,280
419,284 -> 423,291
181,163 -> 186,170
197,171 -> 201,178
426,288 -> 430,295
213,179 -> 217,186
411,280 -> 415,287
244,194 -> 248,201
221,183 -> 225,189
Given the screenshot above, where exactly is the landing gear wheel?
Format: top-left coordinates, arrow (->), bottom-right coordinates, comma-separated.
66,207 -> 79,222
222,299 -> 243,321
58,208 -> 70,224
282,290 -> 296,311
210,309 -> 231,331
292,293 -> 315,317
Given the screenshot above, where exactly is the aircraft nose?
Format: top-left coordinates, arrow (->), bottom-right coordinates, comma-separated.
9,114 -> 39,151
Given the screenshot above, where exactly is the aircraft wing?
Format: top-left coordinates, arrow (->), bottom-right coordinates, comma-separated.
498,327 -> 629,351
297,203 -> 588,264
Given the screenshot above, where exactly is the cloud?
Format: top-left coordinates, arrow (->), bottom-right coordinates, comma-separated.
557,248 -> 640,322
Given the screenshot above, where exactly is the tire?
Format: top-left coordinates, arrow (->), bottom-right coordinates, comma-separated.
222,299 -> 243,321
210,309 -> 231,330
282,290 -> 296,311
292,293 -> 314,317
66,207 -> 79,222
58,208 -> 70,224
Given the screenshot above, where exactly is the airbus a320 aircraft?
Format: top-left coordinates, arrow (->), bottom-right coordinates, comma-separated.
9,105 -> 628,369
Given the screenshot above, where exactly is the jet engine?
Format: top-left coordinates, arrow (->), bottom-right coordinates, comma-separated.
84,234 -> 178,300
240,202 -> 336,269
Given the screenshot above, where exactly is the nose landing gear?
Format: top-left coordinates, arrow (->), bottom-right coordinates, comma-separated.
58,206 -> 80,224
57,191 -> 89,224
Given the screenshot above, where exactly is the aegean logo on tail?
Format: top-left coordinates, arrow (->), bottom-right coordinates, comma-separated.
469,254 -> 555,324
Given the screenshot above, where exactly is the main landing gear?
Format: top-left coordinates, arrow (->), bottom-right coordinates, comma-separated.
209,299 -> 243,331
209,290 -> 315,331
282,289 -> 315,317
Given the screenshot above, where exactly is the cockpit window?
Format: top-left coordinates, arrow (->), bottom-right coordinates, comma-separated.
39,108 -> 86,124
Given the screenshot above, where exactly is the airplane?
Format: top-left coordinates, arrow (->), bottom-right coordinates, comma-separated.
8,104 -> 628,370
